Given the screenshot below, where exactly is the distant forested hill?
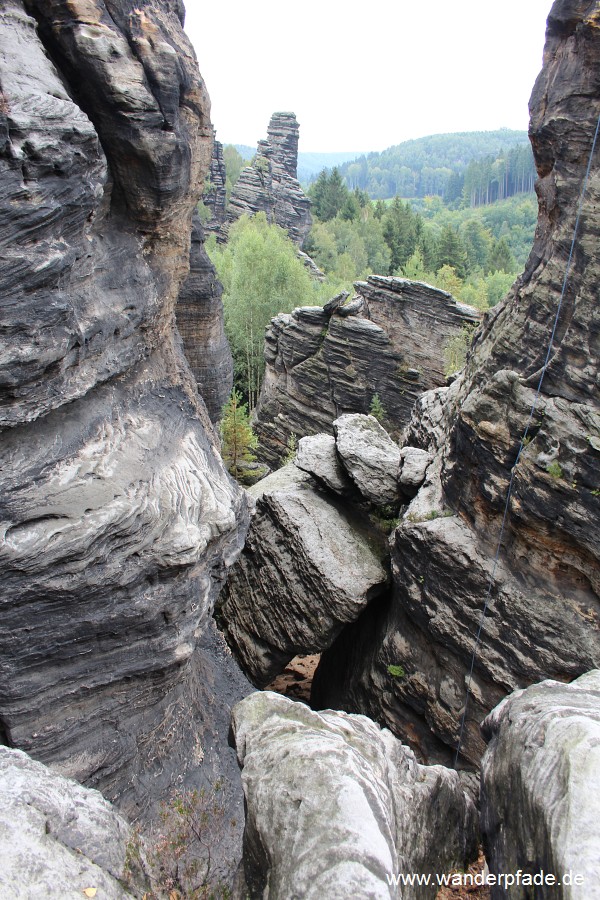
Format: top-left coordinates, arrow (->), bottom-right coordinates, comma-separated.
337,130 -> 536,202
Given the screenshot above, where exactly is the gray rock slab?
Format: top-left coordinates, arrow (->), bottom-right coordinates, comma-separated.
220,465 -> 388,685
481,671 -> 600,900
231,692 -> 478,900
295,432 -> 353,494
0,747 -> 147,899
334,413 -> 401,505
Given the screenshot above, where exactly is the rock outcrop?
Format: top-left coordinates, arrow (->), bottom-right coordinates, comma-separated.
219,461 -> 389,687
0,0 -> 249,819
481,671 -> 600,899
231,692 -> 478,900
202,134 -> 228,236
223,111 -> 312,247
176,211 -> 233,421
0,746 -> 148,898
313,0 -> 600,766
254,280 -> 480,469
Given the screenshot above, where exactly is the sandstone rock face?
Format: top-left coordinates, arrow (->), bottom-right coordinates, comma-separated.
176,211 -> 233,421
313,0 -> 600,767
219,464 -> 389,687
0,0 -> 249,815
0,746 -> 147,898
223,111 -> 312,246
231,692 -> 478,900
254,279 -> 479,469
481,672 -> 600,899
295,432 -> 354,495
202,134 -> 228,236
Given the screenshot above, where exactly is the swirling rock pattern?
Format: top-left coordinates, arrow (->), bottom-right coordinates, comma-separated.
0,0 -> 248,815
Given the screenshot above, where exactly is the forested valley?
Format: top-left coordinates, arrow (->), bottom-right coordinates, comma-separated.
204,131 -> 537,423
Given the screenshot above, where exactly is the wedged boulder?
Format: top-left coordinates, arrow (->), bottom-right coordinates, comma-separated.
219,465 -> 388,686
399,446 -> 432,491
0,747 -> 148,899
294,432 -> 354,495
481,671 -> 600,899
334,413 -> 401,506
231,691 -> 478,900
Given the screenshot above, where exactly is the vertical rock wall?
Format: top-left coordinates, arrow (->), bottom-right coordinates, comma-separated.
314,0 -> 600,766
0,0 -> 248,815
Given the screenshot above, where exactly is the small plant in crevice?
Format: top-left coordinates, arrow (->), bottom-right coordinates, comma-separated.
546,460 -> 563,480
281,432 -> 298,466
369,393 -> 387,423
387,664 -> 405,679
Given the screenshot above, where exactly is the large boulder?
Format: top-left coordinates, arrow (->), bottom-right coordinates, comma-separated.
231,692 -> 478,900
219,465 -> 389,686
481,671 -> 600,899
0,747 -> 148,898
333,413 -> 401,506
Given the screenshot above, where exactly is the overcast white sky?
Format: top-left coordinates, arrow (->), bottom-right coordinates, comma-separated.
183,0 -> 552,153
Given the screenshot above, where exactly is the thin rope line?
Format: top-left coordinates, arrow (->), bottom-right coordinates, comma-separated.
453,112 -> 600,768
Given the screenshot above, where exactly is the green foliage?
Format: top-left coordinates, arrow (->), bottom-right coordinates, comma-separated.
369,393 -> 386,422
487,236 -> 515,273
387,664 -> 405,678
145,784 -> 232,899
220,389 -> 257,482
281,432 -> 298,466
309,167 -> 350,221
334,130 -> 534,201
222,145 -> 250,202
443,324 -> 476,376
546,460 -> 564,479
209,213 -> 316,407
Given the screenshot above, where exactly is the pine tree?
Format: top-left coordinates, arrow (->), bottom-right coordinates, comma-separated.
220,389 -> 258,481
369,393 -> 386,422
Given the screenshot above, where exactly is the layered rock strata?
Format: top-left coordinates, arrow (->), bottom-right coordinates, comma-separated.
202,134 -> 228,236
223,111 -> 312,246
313,0 -> 600,766
0,0 -> 248,818
481,672 -> 600,899
176,211 -> 233,421
231,692 -> 478,900
0,746 -> 148,899
254,280 -> 479,469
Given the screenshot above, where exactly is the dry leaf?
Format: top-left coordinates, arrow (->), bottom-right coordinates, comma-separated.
83,890 -> 97,898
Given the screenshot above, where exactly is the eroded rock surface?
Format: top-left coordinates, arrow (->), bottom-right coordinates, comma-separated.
0,747 -> 148,899
176,211 -> 233,421
254,279 -> 479,469
334,413 -> 401,505
223,111 -> 312,246
481,671 -> 600,899
219,465 -> 389,687
231,692 -> 478,900
313,0 -> 600,767
0,0 -> 249,817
